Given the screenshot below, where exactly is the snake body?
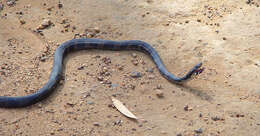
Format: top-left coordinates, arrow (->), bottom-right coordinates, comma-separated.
0,38 -> 202,108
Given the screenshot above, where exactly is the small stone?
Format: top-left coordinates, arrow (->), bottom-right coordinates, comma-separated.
37,103 -> 42,108
155,89 -> 164,98
93,122 -> 100,126
114,120 -> 123,126
236,114 -> 245,118
148,74 -> 155,79
132,60 -> 139,65
184,105 -> 192,111
102,66 -> 108,72
16,11 -> 23,15
40,56 -> 47,62
130,71 -> 142,78
58,2 -> 63,8
140,59 -> 146,65
118,65 -> 124,70
6,0 -> 15,6
20,19 -> 26,25
194,128 -> 203,134
64,24 -> 70,28
161,131 -> 167,134
61,18 -> 67,24
132,128 -> 137,131
176,133 -> 182,136
0,3 -> 4,10
146,68 -> 153,73
97,76 -> 103,81
199,113 -> 203,117
37,19 -> 52,30
211,116 -> 223,121
50,131 -> 55,135
107,104 -> 114,108
64,28 -> 69,32
147,0 -> 153,3
132,53 -> 137,58
86,101 -> 94,105
93,27 -> 100,33
101,57 -> 111,64
128,84 -> 136,89
110,83 -> 118,88
86,33 -> 94,38
77,66 -> 84,70
156,84 -> 162,89
57,128 -> 63,131
66,101 -> 76,106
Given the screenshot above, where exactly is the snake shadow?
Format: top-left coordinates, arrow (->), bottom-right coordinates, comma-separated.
174,81 -> 213,102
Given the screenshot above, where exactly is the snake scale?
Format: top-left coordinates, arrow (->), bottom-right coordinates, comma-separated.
0,38 -> 202,108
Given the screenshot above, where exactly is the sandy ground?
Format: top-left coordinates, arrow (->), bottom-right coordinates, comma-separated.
1,0 -> 260,135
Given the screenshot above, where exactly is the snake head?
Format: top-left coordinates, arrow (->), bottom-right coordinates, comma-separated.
194,67 -> 205,75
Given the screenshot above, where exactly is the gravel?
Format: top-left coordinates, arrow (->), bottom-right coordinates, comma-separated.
130,71 -> 142,78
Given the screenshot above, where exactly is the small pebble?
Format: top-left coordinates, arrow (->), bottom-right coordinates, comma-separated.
176,133 -> 182,136
110,83 -> 118,88
114,119 -> 123,126
0,3 -> 4,10
97,76 -> 103,81
146,68 -> 153,73
93,27 -> 100,33
132,128 -> 137,131
156,84 -> 162,89
86,101 -> 94,105
101,57 -> 111,64
194,128 -> 203,134
93,122 -> 100,126
20,19 -> 26,25
66,101 -> 76,106
147,0 -> 153,3
16,11 -> 23,15
132,60 -> 139,65
86,33 -> 94,38
50,131 -> 55,135
199,113 -> 203,117
160,131 -> 167,134
107,104 -> 114,108
64,24 -> 70,28
118,65 -> 124,70
211,116 -> 223,121
148,74 -> 155,79
132,53 -> 137,58
155,89 -> 164,98
77,66 -> 84,70
58,2 -> 63,8
37,19 -> 52,30
184,105 -> 192,111
130,71 -> 142,78
6,0 -> 15,6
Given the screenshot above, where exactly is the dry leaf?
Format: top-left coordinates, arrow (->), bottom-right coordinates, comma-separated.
112,97 -> 138,119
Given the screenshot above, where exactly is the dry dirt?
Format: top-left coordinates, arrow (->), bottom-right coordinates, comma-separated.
1,0 -> 260,136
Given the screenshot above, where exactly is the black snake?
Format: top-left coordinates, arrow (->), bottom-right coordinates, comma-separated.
0,38 -> 202,108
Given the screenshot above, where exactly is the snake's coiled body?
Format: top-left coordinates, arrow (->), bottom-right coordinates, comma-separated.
0,38 -> 202,108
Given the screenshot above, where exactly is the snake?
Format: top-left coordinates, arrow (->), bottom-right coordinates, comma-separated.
0,38 -> 202,108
